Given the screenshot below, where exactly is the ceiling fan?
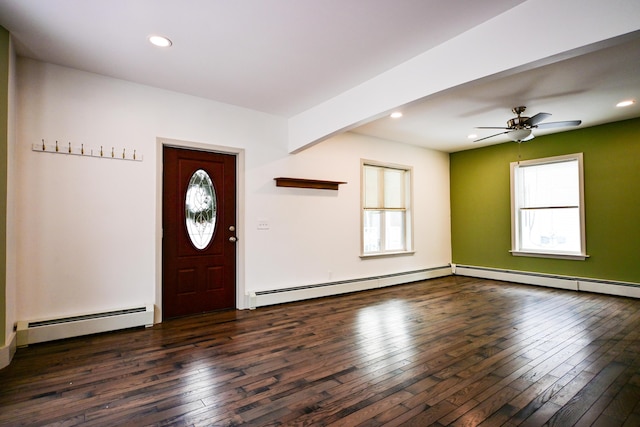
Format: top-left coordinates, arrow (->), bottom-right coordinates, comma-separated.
474,106 -> 581,142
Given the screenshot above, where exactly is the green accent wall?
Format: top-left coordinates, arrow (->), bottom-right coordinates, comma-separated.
0,26 -> 8,345
450,117 -> 640,283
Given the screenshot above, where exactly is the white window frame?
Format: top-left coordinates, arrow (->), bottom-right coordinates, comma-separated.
361,160 -> 414,257
510,153 -> 588,260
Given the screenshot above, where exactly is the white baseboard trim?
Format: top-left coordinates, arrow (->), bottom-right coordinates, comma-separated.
248,266 -> 452,308
16,304 -> 155,347
0,332 -> 17,370
453,264 -> 640,298
578,279 -> 640,298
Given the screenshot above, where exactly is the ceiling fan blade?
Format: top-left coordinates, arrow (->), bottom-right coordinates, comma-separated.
535,120 -> 582,129
524,112 -> 552,126
474,131 -> 508,142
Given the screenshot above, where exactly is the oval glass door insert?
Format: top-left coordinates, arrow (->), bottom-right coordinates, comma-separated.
185,169 -> 217,249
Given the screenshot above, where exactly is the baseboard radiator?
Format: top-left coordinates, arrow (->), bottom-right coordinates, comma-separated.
16,304 -> 155,347
247,266 -> 452,309
453,264 -> 640,299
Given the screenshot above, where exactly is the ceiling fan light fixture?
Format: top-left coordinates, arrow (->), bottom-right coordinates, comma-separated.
521,132 -> 535,142
506,128 -> 532,142
475,106 -> 581,144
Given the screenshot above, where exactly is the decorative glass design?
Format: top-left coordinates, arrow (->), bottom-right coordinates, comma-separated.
185,169 -> 217,249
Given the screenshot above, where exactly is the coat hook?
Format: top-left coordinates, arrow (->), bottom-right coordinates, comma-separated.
133,150 -> 136,160
55,140 -> 59,152
122,148 -> 126,159
100,146 -> 103,157
81,144 -> 84,155
111,147 -> 114,158
42,139 -> 46,151
68,142 -> 72,153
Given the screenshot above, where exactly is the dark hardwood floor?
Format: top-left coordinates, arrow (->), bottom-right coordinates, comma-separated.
1,275 -> 640,426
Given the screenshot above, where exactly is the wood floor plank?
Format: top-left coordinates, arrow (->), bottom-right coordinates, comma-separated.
546,361 -> 628,426
2,276 -> 640,426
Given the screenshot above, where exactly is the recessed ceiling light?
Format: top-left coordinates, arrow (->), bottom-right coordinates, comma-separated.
468,134 -> 478,139
616,99 -> 635,107
390,112 -> 403,119
149,35 -> 172,47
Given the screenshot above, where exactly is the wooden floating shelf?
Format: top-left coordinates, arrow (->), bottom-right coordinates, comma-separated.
274,177 -> 347,190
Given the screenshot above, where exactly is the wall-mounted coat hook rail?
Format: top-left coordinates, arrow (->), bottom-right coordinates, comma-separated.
32,139 -> 143,161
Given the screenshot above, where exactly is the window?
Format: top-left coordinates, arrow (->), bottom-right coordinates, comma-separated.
362,161 -> 412,256
510,153 -> 587,260
185,169 -> 217,250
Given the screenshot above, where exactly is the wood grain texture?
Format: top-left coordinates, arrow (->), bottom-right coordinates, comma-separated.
1,276 -> 640,426
274,177 -> 347,190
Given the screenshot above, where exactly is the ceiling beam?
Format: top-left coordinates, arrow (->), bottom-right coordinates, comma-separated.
287,0 -> 640,153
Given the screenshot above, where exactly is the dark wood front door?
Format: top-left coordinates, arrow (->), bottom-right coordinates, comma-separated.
162,146 -> 237,319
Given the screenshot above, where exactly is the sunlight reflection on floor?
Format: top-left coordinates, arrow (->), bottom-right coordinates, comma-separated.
355,299 -> 412,359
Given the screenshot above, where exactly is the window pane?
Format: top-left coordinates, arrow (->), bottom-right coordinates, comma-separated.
362,162 -> 411,255
512,154 -> 585,257
185,169 -> 217,250
363,166 -> 379,208
521,160 -> 579,208
384,211 -> 405,251
519,208 -> 581,253
363,210 -> 381,253
383,168 -> 404,208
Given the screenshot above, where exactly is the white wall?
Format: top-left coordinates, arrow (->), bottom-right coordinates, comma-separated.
15,58 -> 451,322
245,131 -> 451,292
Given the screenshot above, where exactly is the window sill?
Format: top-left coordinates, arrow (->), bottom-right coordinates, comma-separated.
360,250 -> 415,259
510,250 -> 589,261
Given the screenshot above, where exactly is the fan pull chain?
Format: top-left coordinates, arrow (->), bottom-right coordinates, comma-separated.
517,141 -> 521,164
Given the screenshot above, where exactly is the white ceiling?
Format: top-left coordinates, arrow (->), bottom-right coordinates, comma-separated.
1,0 -> 639,152
355,34 -> 640,151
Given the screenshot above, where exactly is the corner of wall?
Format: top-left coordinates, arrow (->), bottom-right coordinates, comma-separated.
0,331 -> 16,370
0,24 -> 11,350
